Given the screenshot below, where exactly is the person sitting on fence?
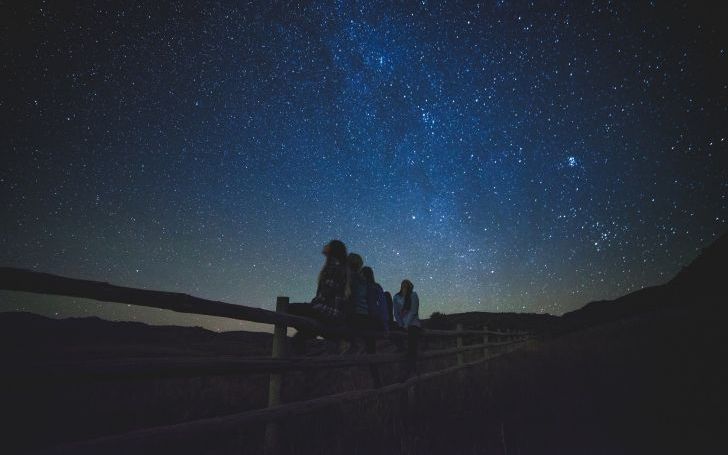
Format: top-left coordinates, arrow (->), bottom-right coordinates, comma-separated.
361,266 -> 389,333
393,279 -> 422,380
289,239 -> 348,354
341,253 -> 376,355
384,291 -> 395,327
385,290 -> 406,351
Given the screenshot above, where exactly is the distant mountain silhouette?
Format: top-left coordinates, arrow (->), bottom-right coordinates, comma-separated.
0,312 -> 273,362
423,310 -> 562,334
415,231 -> 728,337
669,230 -> 728,293
562,230 -> 728,328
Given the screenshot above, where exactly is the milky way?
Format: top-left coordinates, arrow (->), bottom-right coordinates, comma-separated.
2,1 -> 726,331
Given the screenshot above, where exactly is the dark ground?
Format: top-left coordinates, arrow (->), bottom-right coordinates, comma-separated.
271,292 -> 727,455
1,232 -> 727,454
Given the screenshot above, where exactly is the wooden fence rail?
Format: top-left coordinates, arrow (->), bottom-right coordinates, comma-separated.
0,267 -> 530,454
0,267 -> 522,338
8,341 -> 523,382
46,353 -> 520,454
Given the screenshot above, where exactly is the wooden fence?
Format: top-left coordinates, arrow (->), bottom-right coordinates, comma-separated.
0,267 -> 529,454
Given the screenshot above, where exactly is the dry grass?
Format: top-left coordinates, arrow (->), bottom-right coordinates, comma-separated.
2,297 -> 727,454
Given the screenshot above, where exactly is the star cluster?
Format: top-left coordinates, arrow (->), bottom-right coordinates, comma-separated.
1,1 -> 726,331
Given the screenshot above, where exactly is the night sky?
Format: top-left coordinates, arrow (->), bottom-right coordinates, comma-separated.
1,1 -> 726,331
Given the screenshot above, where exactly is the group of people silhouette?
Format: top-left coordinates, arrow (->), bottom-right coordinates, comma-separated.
289,239 -> 422,378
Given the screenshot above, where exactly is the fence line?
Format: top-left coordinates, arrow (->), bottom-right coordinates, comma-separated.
9,340 -> 523,382
0,267 -> 521,338
45,348 -> 523,454
0,266 -> 530,453
0,267 -> 318,330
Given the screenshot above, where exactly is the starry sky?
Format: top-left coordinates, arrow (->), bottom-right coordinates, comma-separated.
1,1 -> 726,332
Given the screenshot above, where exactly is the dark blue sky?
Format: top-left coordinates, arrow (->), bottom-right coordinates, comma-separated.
2,1 -> 726,331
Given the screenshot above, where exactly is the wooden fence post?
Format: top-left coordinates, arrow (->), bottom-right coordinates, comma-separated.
482,325 -> 489,359
456,323 -> 464,366
264,296 -> 288,455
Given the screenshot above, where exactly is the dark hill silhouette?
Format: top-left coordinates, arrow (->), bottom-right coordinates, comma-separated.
0,312 -> 274,369
421,232 -> 728,336
562,230 -> 728,329
424,310 -> 562,334
669,229 -> 728,293
0,311 -> 272,358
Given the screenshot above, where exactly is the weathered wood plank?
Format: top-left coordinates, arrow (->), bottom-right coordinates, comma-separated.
0,267 -> 322,331
0,267 -> 523,339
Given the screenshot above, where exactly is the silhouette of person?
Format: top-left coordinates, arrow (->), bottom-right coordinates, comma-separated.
393,279 -> 421,380
384,291 -> 394,326
346,260 -> 383,386
342,253 -> 373,353
361,266 -> 388,332
289,240 -> 348,354
385,290 -> 405,351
